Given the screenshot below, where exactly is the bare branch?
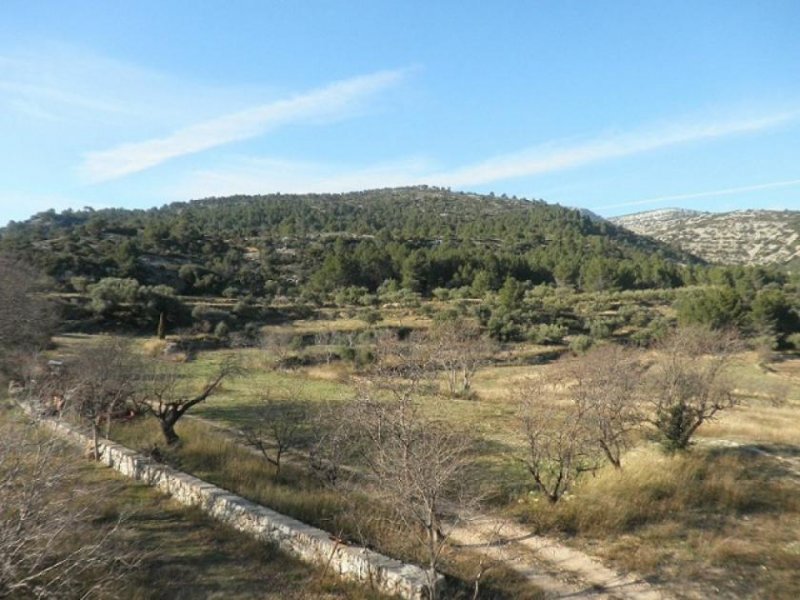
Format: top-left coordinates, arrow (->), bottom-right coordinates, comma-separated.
646,326 -> 742,451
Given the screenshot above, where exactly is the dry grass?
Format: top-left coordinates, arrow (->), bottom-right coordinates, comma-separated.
260,310 -> 433,337
697,403 -> 800,445
140,338 -> 168,357
0,406 -> 388,600
512,445 -> 800,598
110,416 -> 541,599
48,332 -> 800,598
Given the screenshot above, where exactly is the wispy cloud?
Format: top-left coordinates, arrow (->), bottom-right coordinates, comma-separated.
0,45 -> 167,121
166,108 -> 800,202
0,80 -> 130,115
80,69 -> 408,183
595,178 -> 800,211
427,111 -> 799,187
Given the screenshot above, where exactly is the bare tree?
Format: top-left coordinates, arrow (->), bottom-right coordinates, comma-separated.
62,338 -> 139,460
0,256 -> 55,379
559,345 -> 646,468
0,417 -> 136,598
240,385 -> 310,478
514,376 -> 599,503
351,393 -> 474,598
313,330 -> 338,364
346,334 -> 478,598
428,319 -> 495,398
308,401 -> 359,488
260,332 -> 293,368
136,357 -> 238,445
646,326 -> 741,451
366,330 -> 436,400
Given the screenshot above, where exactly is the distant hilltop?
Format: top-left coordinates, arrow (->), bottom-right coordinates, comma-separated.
611,208 -> 800,266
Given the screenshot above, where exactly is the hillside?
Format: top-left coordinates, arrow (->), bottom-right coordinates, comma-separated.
611,208 -> 800,266
1,186 -> 701,298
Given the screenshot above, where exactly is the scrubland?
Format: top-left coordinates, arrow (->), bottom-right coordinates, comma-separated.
48,305 -> 800,599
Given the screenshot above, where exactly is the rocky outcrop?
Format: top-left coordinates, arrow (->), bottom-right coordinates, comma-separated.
611,209 -> 800,265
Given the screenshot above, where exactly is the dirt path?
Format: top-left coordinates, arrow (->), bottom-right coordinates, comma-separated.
186,414 -> 672,599
702,438 -> 800,481
450,438 -> 800,599
449,516 -> 670,600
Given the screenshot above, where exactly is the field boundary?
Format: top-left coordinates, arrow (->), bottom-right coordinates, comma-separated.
18,403 -> 440,600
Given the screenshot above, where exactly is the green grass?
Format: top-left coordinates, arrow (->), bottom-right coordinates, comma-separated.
0,406 -> 388,600
109,416 -> 541,599
50,330 -> 800,598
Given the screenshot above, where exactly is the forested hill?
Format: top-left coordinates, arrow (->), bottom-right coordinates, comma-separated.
1,186 -> 705,298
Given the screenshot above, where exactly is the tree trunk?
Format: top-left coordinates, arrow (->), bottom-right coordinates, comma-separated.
91,422 -> 100,461
157,312 -> 166,340
160,418 -> 180,445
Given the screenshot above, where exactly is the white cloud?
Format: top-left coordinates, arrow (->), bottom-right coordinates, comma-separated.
80,69 -> 408,183
0,45 -> 169,120
426,111 -> 799,187
595,178 -> 800,211
166,108 -> 800,202
0,80 -> 130,115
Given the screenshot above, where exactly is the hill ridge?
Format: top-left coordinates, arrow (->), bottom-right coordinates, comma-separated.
1,187 -> 702,297
611,208 -> 800,266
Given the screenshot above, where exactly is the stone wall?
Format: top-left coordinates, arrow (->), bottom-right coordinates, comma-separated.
29,411 -> 439,599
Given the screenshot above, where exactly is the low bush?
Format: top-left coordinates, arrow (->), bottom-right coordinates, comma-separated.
568,334 -> 593,354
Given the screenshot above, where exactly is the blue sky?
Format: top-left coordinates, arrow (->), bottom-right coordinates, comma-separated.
1,1 -> 799,225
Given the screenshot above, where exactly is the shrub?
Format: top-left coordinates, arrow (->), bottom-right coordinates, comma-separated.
786,332 -> 800,351
355,347 -> 375,367
569,335 -> 593,355
214,321 -> 230,338
338,346 -> 356,363
288,335 -> 306,351
360,308 -> 383,326
588,318 -> 614,339
527,323 -> 567,345
70,276 -> 91,293
191,304 -> 231,324
432,287 -> 451,301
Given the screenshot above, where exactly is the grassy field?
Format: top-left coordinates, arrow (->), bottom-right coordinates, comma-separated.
0,406 -> 390,600
509,444 -> 800,598
107,416 -> 542,600
49,324 -> 800,598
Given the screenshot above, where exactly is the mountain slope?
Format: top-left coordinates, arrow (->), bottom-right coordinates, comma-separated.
1,186 -> 701,296
611,208 -> 800,266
